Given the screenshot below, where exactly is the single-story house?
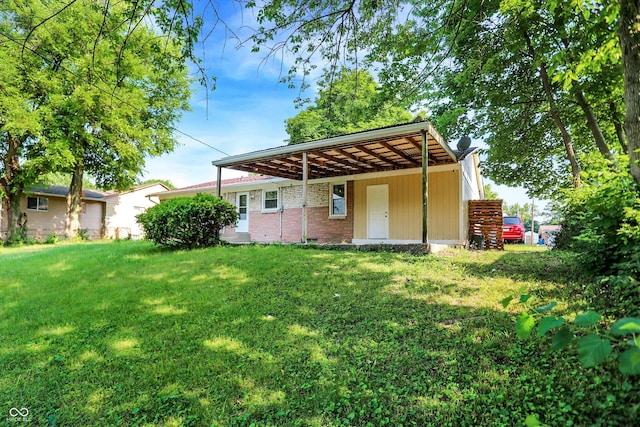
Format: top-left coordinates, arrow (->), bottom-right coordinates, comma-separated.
1,182 -> 170,241
153,121 -> 485,248
0,185 -> 106,240
103,182 -> 170,239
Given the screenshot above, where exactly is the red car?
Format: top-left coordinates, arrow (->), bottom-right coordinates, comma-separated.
503,216 -> 525,243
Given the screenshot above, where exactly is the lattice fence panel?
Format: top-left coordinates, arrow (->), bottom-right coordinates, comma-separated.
468,200 -> 504,250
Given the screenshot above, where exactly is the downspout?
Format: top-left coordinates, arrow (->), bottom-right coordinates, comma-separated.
145,195 -> 160,205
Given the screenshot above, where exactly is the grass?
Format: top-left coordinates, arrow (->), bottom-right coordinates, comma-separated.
0,241 -> 636,426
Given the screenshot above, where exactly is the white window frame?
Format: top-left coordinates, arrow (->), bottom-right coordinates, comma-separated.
329,182 -> 347,218
262,189 -> 279,212
27,196 -> 49,212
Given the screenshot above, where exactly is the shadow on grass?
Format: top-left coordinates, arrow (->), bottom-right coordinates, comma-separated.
0,242 -> 635,426
446,247 -> 588,303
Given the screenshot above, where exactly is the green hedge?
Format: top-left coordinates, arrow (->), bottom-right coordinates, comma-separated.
137,193 -> 239,249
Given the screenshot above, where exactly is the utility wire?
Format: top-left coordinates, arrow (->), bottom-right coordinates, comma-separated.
0,29 -> 231,157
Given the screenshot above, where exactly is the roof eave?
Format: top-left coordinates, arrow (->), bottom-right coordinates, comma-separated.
212,121 -> 457,167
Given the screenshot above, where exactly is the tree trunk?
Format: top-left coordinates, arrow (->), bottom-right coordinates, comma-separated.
65,159 -> 84,239
2,187 -> 25,244
619,0 -> 640,183
610,101 -> 627,154
1,134 -> 26,243
523,32 -> 581,186
574,89 -> 614,162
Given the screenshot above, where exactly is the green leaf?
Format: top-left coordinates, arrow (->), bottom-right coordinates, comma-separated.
516,312 -> 536,339
551,327 -> 574,351
500,295 -> 514,309
538,316 -> 564,337
525,414 -> 544,427
610,318 -> 640,335
519,294 -> 532,303
574,311 -> 601,327
577,335 -> 612,367
534,302 -> 557,313
618,347 -> 640,375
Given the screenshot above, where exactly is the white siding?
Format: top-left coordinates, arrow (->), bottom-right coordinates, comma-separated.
105,184 -> 168,239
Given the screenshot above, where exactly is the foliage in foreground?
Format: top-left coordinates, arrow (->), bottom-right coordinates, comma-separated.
1,242 -> 638,426
503,293 -> 640,375
553,154 -> 640,316
136,194 -> 238,249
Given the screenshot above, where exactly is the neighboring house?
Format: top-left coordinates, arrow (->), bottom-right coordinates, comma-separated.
104,182 -> 170,239
153,121 -> 485,248
539,225 -> 562,246
0,185 -> 106,240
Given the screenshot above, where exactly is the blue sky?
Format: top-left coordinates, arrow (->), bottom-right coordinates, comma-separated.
141,3 -> 541,209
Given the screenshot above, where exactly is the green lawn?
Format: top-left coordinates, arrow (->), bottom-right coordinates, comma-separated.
0,241 -> 636,426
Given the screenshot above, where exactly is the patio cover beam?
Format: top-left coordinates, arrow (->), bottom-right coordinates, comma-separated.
211,121 -> 458,181
379,141 -> 420,166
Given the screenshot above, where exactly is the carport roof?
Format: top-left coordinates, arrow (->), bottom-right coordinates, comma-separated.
212,121 -> 459,180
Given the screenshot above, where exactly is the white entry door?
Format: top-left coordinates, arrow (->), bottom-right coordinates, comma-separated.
236,193 -> 249,232
367,184 -> 389,239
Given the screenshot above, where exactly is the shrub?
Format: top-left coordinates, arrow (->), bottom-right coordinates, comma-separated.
553,154 -> 640,316
77,228 -> 90,241
45,233 -> 58,244
136,193 -> 239,249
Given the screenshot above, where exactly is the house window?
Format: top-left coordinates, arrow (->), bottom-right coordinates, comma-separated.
263,190 -> 279,211
27,197 -> 48,211
330,183 -> 346,217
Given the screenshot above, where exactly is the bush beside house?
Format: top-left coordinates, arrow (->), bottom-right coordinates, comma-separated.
137,193 -> 238,249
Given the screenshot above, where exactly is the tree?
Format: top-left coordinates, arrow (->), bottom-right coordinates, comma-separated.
285,68 -> 412,144
16,0 -> 640,189
483,184 -> 500,200
0,0 -> 191,241
36,172 -> 97,190
503,201 -> 543,233
0,9 -> 53,243
619,0 -> 640,183
426,0 -> 628,194
246,0 -> 637,193
141,179 -> 176,190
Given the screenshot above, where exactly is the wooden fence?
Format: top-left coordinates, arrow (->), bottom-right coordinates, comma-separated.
468,200 -> 504,250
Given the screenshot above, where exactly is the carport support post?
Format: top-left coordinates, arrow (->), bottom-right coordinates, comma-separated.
216,165 -> 222,241
216,166 -> 222,198
302,152 -> 308,243
421,130 -> 428,244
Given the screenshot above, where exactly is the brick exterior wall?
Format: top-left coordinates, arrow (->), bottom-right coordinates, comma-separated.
307,181 -> 354,243
234,181 -> 354,243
